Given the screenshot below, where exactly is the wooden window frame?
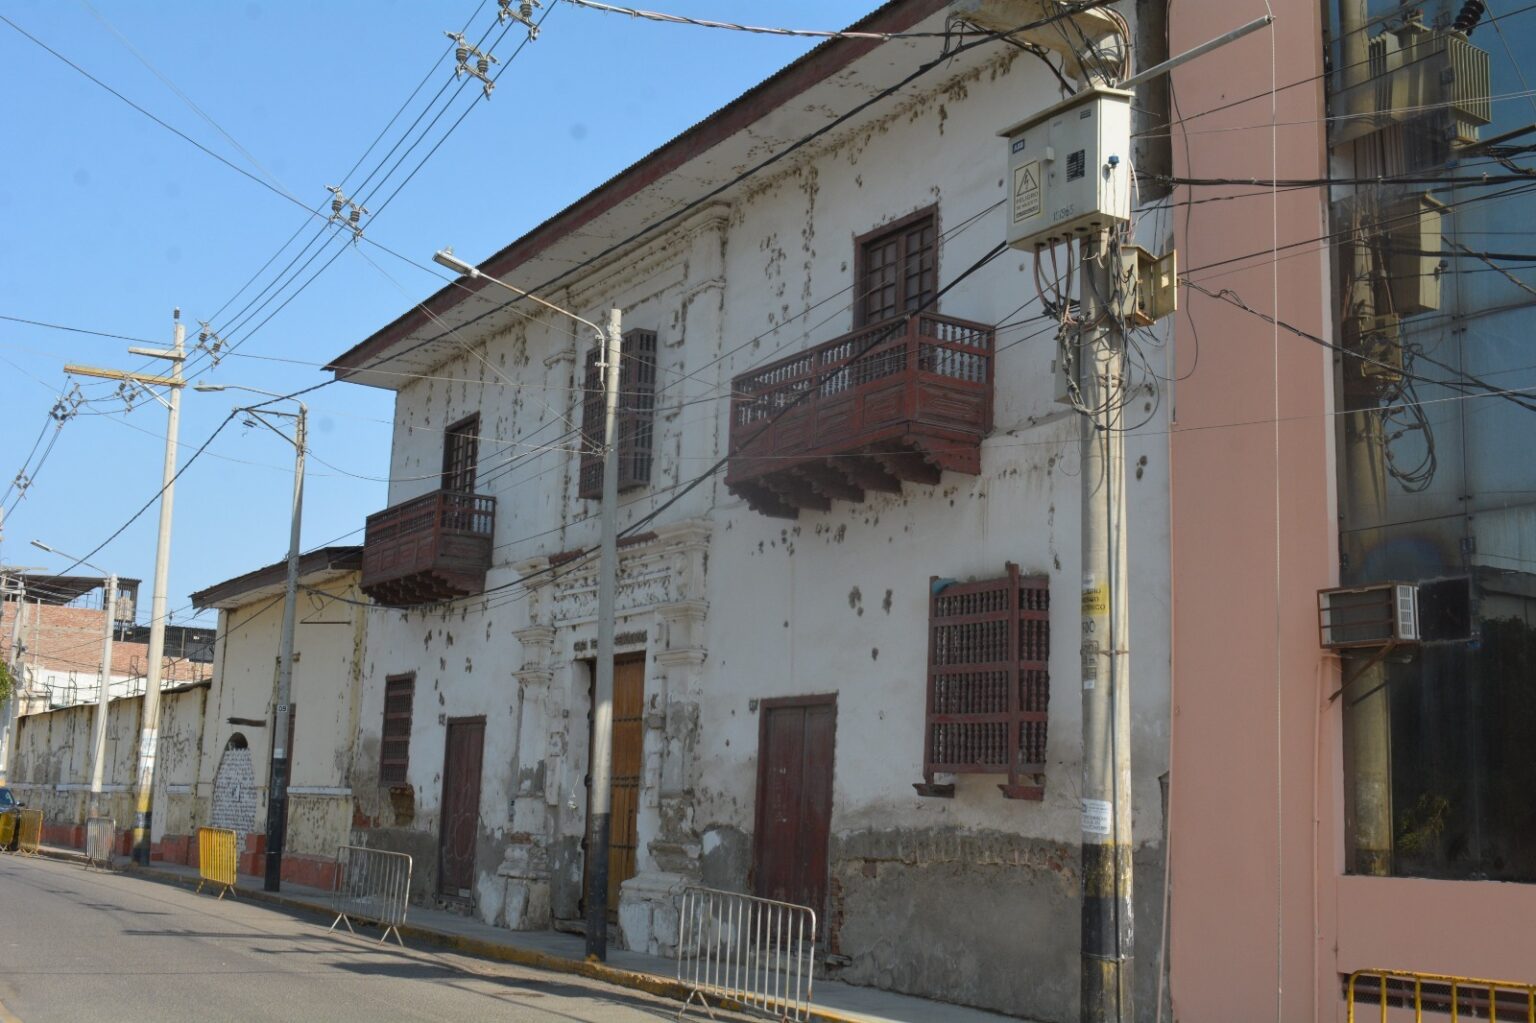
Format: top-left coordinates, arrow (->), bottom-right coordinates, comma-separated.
915,562 -> 1050,801
380,673 -> 415,787
579,328 -> 659,500
852,205 -> 939,327
442,414 -> 480,495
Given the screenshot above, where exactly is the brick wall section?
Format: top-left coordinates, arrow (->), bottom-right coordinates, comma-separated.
0,602 -> 208,685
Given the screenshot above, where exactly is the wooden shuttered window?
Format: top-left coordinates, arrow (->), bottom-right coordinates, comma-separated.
916,563 -> 1050,800
380,673 -> 414,786
579,328 -> 658,500
442,414 -> 480,494
855,208 -> 937,327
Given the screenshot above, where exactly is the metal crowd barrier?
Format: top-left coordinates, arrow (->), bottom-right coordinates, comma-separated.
676,886 -> 817,1022
0,811 -> 16,850
85,816 -> 116,870
15,809 -> 42,856
329,844 -> 412,945
195,826 -> 238,898
1347,968 -> 1536,1022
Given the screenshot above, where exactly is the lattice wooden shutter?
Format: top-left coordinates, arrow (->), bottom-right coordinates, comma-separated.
380,674 -> 414,786
579,328 -> 658,499
917,563 -> 1049,800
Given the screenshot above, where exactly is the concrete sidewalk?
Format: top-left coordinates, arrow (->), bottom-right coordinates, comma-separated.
29,844 -> 1025,1023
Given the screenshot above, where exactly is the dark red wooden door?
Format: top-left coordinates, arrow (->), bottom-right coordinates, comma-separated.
439,717 -> 485,898
754,698 -> 836,917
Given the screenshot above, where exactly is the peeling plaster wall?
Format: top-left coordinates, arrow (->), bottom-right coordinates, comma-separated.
361,23 -> 1170,1023
10,686 -> 205,836
195,574 -> 366,857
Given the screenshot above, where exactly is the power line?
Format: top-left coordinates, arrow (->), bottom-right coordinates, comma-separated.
560,0 -> 959,39
352,0 -> 1116,378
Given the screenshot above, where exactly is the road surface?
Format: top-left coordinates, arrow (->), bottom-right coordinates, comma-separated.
0,853 -> 691,1023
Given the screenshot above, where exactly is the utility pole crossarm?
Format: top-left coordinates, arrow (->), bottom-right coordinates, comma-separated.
63,365 -> 183,388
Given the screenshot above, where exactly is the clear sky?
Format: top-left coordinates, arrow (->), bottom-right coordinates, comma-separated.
0,0 -> 875,628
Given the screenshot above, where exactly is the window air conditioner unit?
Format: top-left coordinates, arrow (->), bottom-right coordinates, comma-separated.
1318,583 -> 1420,649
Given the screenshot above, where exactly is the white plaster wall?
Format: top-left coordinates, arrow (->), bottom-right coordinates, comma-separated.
360,32 -> 1172,1010
197,574 -> 367,850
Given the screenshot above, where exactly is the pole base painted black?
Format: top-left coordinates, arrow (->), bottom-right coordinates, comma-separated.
130,810 -> 152,865
265,755 -> 289,892
584,811 -> 612,961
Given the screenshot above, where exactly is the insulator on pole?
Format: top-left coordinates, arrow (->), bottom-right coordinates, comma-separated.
477,56 -> 489,75
1452,0 -> 1485,33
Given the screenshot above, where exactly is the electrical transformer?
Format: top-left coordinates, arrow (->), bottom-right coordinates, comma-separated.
1000,87 -> 1133,250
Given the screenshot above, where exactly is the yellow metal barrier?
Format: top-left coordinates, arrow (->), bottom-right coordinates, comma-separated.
0,811 -> 16,850
15,809 -> 42,856
195,826 -> 238,899
1347,969 -> 1536,1023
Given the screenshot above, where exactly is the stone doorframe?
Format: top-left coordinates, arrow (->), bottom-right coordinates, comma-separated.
500,520 -> 709,951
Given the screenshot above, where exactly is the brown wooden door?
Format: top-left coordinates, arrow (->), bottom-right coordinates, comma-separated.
439,717 -> 485,898
754,697 -> 836,917
584,657 -> 645,920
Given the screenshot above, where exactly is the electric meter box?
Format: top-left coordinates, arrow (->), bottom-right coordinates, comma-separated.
999,87 -> 1133,249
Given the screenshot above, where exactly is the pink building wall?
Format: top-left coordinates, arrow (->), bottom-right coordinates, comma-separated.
1166,3 -> 1536,1020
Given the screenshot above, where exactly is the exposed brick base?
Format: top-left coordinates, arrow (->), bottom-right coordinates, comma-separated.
42,823 -> 84,849
135,829 -> 336,889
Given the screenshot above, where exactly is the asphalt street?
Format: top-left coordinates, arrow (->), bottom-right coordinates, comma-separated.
0,854 -> 696,1023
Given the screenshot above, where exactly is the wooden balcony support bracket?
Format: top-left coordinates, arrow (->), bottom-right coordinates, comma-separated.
792,462 -> 865,503
873,444 -> 944,486
761,473 -> 831,512
828,455 -> 903,494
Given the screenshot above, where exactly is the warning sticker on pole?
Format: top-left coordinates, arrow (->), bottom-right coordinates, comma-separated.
1081,583 -> 1108,616
1082,798 -> 1113,836
1012,161 -> 1042,223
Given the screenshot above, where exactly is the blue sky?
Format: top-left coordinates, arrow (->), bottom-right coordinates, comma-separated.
0,0 -> 874,627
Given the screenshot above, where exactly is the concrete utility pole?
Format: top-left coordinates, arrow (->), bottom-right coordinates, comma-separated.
265,402 -> 305,892
90,575 -> 117,818
29,543 -> 119,817
429,247 -> 622,956
585,307 -> 622,961
67,308 -> 186,862
196,383 -> 306,891
1077,235 -> 1134,1022
0,577 -> 27,784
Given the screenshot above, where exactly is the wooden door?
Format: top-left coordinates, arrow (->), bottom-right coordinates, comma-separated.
439,717 -> 485,898
584,657 -> 645,920
754,697 -> 837,917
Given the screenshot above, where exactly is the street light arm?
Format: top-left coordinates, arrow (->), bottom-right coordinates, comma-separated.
434,248 -> 606,343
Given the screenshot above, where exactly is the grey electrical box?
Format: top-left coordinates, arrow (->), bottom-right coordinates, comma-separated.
999,87 -> 1133,249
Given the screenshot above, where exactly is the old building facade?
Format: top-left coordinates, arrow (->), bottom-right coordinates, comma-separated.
328,3 -> 1172,1019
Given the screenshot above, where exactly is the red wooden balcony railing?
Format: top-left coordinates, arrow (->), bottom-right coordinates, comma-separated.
361,490 -> 495,607
726,312 -> 994,517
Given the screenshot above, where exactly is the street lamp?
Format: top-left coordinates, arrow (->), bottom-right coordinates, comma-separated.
195,382 -> 305,892
433,248 -> 606,344
29,540 -> 119,818
432,246 -> 622,961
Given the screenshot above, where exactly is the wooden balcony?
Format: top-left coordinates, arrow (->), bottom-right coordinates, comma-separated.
361,490 -> 496,607
726,312 -> 994,518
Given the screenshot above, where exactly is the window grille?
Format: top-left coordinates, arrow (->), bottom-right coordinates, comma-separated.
380,674 -> 414,786
855,209 -> 937,326
916,563 -> 1049,800
442,415 -> 480,494
579,328 -> 658,500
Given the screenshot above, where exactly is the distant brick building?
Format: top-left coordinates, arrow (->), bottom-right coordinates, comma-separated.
0,600 -> 209,712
